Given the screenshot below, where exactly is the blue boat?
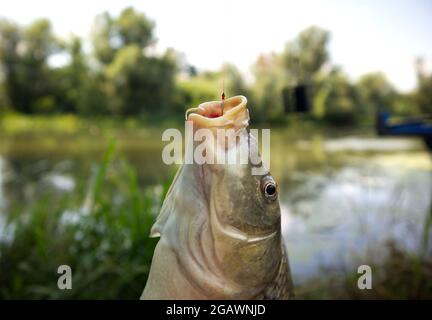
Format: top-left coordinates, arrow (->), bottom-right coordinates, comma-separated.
377,111 -> 432,150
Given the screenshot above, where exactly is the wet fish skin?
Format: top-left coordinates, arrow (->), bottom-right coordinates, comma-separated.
142,96 -> 294,300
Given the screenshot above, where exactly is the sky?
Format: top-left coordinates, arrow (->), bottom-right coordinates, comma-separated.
0,0 -> 431,92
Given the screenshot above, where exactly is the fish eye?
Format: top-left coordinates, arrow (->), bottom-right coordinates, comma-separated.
261,178 -> 278,201
265,184 -> 276,196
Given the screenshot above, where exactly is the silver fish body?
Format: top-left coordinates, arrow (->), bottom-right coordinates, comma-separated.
142,96 -> 294,299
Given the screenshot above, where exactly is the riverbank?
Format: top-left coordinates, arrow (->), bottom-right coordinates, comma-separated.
0,112 -> 375,136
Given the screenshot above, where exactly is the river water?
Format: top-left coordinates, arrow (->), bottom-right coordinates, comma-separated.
0,127 -> 431,284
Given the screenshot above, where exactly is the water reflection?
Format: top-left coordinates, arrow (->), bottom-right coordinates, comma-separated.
281,158 -> 431,282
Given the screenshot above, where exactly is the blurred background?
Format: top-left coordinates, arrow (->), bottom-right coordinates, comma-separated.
0,0 -> 431,299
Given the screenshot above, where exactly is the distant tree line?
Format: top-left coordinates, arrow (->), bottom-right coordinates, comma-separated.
0,7 -> 430,125
0,8 -> 181,118
249,26 -> 432,125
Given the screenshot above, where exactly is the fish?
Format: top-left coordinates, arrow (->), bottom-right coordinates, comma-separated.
141,95 -> 294,299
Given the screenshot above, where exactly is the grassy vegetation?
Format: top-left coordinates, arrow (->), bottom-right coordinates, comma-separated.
0,111 -> 375,138
297,242 -> 432,299
0,112 -> 183,136
0,140 -> 167,299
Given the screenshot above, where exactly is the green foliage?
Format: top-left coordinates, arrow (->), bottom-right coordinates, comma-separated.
415,58 -> 432,114
0,18 -> 58,114
251,26 -> 331,123
297,243 -> 432,299
174,64 -> 250,113
356,72 -> 397,118
0,81 -> 8,112
0,7 -> 177,117
90,7 -> 177,116
115,7 -> 155,50
0,141 -> 166,299
105,46 -> 177,115
251,53 -> 285,122
53,37 -> 91,113
176,76 -> 218,110
92,8 -> 155,65
222,63 -> 250,97
314,69 -> 361,125
91,12 -> 116,65
248,25 -> 429,125
0,9 -> 430,125
282,26 -> 330,85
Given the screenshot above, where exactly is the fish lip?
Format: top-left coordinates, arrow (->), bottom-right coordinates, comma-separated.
185,95 -> 248,127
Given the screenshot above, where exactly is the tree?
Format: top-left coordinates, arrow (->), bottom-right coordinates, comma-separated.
356,72 -> 397,120
91,7 -> 177,116
281,26 -> 330,85
251,53 -> 285,122
0,19 -> 23,111
0,81 -> 6,113
316,69 -> 361,125
105,45 -> 177,115
115,7 -> 155,49
0,18 -> 58,113
52,36 -> 107,114
91,12 -> 115,65
248,26 -> 331,123
415,57 -> 432,114
91,7 -> 155,66
174,63 -> 250,116
222,63 -> 249,97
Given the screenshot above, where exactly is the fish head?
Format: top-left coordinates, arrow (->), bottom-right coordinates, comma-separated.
186,95 -> 281,235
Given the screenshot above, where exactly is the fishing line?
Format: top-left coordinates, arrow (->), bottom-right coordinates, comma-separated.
221,0 -> 226,113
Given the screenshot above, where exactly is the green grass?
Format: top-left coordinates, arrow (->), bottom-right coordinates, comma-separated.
0,140 -> 168,299
0,110 -> 376,136
296,242 -> 432,299
0,112 -> 183,136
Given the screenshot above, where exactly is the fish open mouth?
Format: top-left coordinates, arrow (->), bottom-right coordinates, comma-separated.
185,95 -> 249,128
